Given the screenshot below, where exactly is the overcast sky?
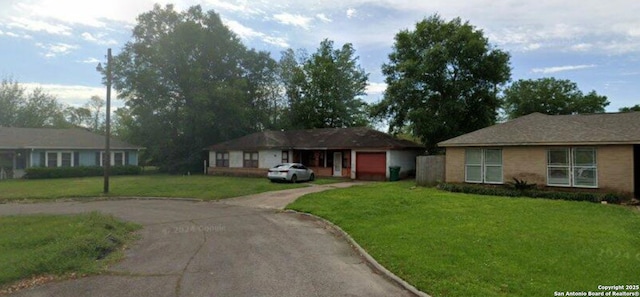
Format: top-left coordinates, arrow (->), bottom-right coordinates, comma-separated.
1,0 -> 638,111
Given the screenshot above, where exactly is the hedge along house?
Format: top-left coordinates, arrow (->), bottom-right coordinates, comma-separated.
438,112 -> 640,197
0,127 -> 142,179
206,127 -> 424,181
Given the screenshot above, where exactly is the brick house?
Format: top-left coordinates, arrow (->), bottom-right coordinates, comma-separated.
438,112 -> 640,197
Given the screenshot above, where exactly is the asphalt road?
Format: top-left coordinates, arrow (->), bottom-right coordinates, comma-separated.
0,184 -> 414,297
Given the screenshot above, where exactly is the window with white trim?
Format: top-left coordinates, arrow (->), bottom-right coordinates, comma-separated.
465,148 -> 503,184
45,151 -> 74,168
547,148 -> 597,188
100,151 -> 125,166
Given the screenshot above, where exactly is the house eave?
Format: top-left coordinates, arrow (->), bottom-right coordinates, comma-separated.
439,141 -> 640,147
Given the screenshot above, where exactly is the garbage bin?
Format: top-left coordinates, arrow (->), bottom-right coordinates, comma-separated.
389,166 -> 401,181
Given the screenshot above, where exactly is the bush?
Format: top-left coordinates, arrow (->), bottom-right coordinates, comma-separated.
24,166 -> 142,179
436,183 -> 630,204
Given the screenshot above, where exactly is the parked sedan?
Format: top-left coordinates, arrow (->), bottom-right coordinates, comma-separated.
267,163 -> 315,183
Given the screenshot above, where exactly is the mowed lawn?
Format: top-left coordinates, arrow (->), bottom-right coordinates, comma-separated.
287,181 -> 640,297
0,212 -> 140,289
0,175 -> 306,202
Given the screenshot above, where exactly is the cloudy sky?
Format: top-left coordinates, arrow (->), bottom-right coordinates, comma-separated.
1,0 -> 639,111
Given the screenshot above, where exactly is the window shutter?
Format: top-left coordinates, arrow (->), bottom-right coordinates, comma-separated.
39,152 -> 45,167
74,152 -> 79,167
125,151 -> 130,165
95,152 -> 100,166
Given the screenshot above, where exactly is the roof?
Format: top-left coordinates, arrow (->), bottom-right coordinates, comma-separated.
0,127 -> 143,150
207,127 -> 424,151
438,112 -> 640,147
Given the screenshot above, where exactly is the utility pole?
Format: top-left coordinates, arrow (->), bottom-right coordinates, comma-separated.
103,48 -> 112,193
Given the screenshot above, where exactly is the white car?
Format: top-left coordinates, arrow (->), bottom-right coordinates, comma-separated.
267,163 -> 315,183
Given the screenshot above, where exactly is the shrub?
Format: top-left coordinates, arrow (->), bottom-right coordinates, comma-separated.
24,166 -> 142,179
508,177 -> 537,191
436,183 -> 630,204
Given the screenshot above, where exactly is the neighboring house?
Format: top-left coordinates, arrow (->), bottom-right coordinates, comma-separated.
0,127 -> 142,179
438,112 -> 640,197
206,127 -> 424,181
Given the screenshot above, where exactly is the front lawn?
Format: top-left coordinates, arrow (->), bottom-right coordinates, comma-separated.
0,212 -> 140,290
0,175 -> 305,202
286,181 -> 640,297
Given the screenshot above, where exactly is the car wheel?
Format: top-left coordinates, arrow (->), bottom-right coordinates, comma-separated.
291,174 -> 297,183
309,173 -> 315,181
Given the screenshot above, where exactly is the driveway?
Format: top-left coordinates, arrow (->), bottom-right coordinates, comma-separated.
0,183 -> 414,297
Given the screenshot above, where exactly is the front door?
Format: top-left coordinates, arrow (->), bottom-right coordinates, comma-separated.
333,152 -> 342,177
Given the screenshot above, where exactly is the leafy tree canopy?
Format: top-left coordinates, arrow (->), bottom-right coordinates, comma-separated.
108,4 -> 278,173
0,78 -> 69,128
619,104 -> 640,112
503,77 -> 610,119
371,15 -> 511,153
282,39 -> 369,129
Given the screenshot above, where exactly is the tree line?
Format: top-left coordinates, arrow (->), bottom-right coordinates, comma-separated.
2,4 -> 638,172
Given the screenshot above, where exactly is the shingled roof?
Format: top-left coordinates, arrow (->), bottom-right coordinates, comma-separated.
207,127 -> 423,151
438,112 -> 640,147
0,127 -> 142,150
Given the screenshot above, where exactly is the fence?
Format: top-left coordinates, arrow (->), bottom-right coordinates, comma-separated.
415,155 -> 445,186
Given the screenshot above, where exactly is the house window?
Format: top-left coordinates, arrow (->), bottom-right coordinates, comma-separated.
547,148 -> 597,188
47,152 -> 58,167
100,151 -> 125,166
465,148 -> 503,184
215,152 -> 229,167
46,151 -> 74,168
244,152 -> 259,168
282,151 -> 289,163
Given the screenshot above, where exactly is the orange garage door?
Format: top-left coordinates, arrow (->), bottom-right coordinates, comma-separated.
356,152 -> 386,181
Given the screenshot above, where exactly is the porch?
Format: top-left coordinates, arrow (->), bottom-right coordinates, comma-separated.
0,150 -> 28,179
292,149 -> 351,178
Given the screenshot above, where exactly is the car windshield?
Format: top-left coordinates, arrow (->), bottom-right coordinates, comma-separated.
273,164 -> 291,169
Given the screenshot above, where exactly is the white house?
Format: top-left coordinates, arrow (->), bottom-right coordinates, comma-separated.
206,127 -> 424,181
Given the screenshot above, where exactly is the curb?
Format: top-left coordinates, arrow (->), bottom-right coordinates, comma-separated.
284,210 -> 431,297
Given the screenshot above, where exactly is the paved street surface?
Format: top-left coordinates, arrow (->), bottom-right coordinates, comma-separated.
0,183 -> 413,297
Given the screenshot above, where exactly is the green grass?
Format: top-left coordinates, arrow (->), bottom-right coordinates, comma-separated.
0,175 -> 305,202
311,177 -> 351,185
0,212 -> 140,287
287,181 -> 640,297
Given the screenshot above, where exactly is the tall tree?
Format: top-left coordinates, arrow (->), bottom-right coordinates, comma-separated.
85,95 -> 105,132
283,39 -> 369,129
619,104 -> 640,112
371,15 -> 511,153
503,78 -> 609,118
108,4 -> 278,173
0,78 -> 68,128
0,78 -> 23,127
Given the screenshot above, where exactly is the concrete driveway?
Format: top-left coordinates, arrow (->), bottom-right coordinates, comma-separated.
0,183 -> 414,297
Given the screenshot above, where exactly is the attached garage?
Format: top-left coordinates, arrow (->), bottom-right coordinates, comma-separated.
356,152 -> 386,181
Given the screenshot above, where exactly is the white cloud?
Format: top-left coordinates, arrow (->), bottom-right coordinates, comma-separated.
316,13 -> 332,23
531,64 -> 597,74
346,8 -> 357,19
35,42 -> 78,58
7,17 -> 72,35
366,82 -> 387,95
274,13 -> 312,30
81,32 -> 118,46
78,57 -> 101,64
571,43 -> 593,51
21,83 -> 123,108
205,0 -> 263,15
224,19 -> 289,48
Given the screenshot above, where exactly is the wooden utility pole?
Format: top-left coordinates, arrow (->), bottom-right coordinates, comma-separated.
103,48 -> 112,193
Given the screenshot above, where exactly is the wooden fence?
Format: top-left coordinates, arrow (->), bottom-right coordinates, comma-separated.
415,155 -> 445,186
